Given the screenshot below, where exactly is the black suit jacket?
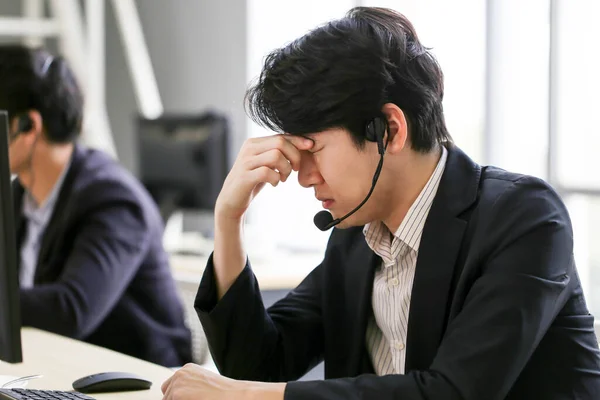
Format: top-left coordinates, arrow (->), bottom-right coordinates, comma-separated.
195,145 -> 600,399
14,144 -> 192,367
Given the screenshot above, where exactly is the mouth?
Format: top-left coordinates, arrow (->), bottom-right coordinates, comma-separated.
318,199 -> 334,209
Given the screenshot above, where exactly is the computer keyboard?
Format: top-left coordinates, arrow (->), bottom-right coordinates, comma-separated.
0,388 -> 95,400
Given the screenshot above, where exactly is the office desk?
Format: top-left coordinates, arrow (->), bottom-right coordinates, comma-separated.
166,229 -> 326,291
170,251 -> 323,291
0,328 -> 172,399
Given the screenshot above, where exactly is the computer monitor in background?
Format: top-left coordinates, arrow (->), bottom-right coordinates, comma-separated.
0,110 -> 23,363
137,111 -> 230,232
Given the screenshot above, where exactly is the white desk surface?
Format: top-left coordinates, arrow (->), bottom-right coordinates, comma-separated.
170,251 -> 323,291
165,227 -> 328,291
0,328 -> 173,399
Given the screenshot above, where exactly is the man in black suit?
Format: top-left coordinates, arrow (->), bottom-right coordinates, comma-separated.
1,45 -> 192,368
162,7 -> 600,399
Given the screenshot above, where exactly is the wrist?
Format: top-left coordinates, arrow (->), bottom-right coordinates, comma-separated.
243,382 -> 286,400
214,209 -> 244,231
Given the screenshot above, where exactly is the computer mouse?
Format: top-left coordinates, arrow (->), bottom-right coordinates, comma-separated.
72,371 -> 152,393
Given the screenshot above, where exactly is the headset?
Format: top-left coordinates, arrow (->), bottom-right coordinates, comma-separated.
365,116 -> 387,156
8,115 -> 33,143
17,115 -> 33,134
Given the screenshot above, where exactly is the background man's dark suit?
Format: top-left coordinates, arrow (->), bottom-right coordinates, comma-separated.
196,145 -> 600,399
13,144 -> 192,368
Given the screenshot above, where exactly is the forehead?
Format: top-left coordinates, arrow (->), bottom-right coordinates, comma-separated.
298,127 -> 347,143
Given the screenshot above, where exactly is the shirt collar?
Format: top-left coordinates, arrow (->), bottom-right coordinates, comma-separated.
23,160 -> 71,224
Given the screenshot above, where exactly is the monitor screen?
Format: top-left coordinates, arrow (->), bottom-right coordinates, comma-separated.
137,112 -> 230,223
0,110 -> 22,363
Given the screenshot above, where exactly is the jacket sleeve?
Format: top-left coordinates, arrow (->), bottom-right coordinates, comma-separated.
20,198 -> 151,339
286,177 -> 576,399
195,253 -> 325,382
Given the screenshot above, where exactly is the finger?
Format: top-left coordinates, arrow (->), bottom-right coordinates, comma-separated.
163,382 -> 174,400
163,374 -> 183,400
249,135 -> 312,170
249,166 -> 281,187
245,149 -> 293,182
161,374 -> 173,394
281,135 -> 314,171
283,134 -> 315,151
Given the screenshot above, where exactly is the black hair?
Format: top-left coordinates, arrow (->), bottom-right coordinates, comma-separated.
0,44 -> 84,143
245,7 -> 452,152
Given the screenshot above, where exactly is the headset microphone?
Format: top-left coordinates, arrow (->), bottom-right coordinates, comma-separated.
313,117 -> 387,231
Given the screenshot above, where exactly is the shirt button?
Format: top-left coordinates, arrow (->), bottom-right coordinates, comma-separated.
392,341 -> 405,351
389,278 -> 399,287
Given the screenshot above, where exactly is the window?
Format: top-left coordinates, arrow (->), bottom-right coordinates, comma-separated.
484,0 -> 551,179
564,196 -> 600,311
553,0 -> 600,190
551,0 -> 600,311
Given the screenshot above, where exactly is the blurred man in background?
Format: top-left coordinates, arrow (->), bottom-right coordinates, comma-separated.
1,44 -> 192,368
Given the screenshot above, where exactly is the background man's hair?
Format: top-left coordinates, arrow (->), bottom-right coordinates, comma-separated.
0,44 -> 84,143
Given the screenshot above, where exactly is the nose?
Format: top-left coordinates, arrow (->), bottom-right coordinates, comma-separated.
297,152 -> 324,188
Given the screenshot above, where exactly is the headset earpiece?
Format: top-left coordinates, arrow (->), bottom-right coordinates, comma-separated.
17,115 -> 33,133
8,115 -> 33,142
365,117 -> 387,155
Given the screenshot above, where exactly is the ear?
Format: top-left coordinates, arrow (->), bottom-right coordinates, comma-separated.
26,110 -> 44,138
381,103 -> 408,155
14,110 -> 44,138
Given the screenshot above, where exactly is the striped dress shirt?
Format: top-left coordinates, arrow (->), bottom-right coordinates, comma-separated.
364,146 -> 447,375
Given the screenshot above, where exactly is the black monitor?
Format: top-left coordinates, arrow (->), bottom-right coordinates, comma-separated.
0,110 -> 22,363
137,111 -> 230,224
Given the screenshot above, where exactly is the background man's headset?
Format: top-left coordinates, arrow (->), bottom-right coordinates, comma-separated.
8,115 -> 33,144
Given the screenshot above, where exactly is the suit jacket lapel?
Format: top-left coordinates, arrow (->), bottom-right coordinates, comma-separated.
34,144 -> 83,282
346,237 -> 379,376
405,144 -> 481,372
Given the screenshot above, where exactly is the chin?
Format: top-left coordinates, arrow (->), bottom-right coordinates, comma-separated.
334,217 -> 366,230
330,207 -> 372,229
